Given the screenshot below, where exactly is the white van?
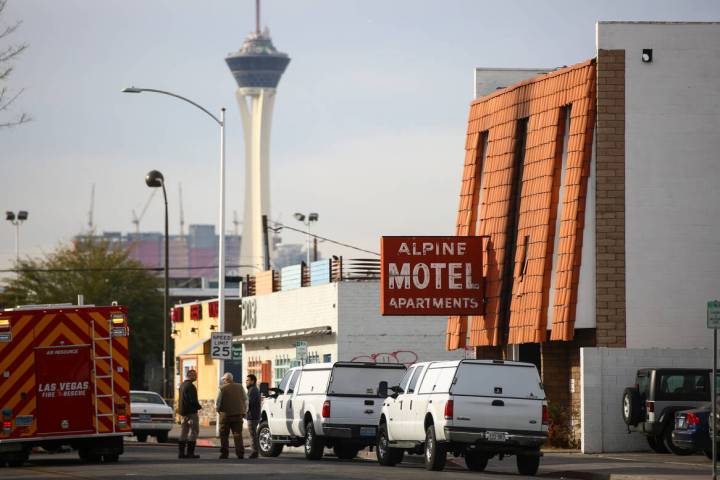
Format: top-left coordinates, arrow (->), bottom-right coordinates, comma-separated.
257,361 -> 406,460
377,359 -> 547,475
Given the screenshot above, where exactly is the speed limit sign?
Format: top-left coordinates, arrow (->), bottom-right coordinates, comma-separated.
211,332 -> 233,360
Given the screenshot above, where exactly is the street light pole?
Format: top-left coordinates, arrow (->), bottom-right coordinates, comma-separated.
218,107 -> 226,382
5,211 -> 28,267
123,87 -> 227,401
293,212 -> 319,266
145,171 -> 169,399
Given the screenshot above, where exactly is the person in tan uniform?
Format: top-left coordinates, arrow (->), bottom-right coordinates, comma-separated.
216,372 -> 248,459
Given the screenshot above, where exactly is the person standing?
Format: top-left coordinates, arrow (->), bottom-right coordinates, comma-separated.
245,374 -> 261,459
216,372 -> 248,459
178,369 -> 202,459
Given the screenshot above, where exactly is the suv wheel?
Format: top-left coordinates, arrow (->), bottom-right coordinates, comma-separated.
424,424 -> 447,471
258,420 -> 283,457
516,453 -> 540,476
376,423 -> 404,467
663,426 -> 695,456
647,435 -> 669,454
304,420 -> 324,460
622,387 -> 643,426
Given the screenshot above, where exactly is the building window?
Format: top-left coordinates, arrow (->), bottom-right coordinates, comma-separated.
547,105 -> 571,327
323,354 -> 332,363
499,118 -> 529,342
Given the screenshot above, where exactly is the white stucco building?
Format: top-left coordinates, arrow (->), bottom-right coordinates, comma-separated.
237,281 -> 466,387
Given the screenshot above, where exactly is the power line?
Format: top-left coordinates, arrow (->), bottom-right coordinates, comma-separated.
271,221 -> 379,256
0,265 -> 261,274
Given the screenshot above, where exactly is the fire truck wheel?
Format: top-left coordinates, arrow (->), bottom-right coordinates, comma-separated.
6,450 -> 29,467
103,453 -> 120,463
78,450 -> 101,463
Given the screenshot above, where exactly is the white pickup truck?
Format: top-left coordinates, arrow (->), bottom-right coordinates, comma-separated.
376,359 -> 548,475
257,361 -> 406,460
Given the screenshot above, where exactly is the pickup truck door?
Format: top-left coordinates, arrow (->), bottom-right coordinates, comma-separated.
401,364 -> 427,439
386,366 -> 415,440
268,369 -> 298,436
283,370 -> 302,436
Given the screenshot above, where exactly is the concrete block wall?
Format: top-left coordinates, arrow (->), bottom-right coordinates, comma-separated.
580,347 -> 712,453
337,282 -> 467,365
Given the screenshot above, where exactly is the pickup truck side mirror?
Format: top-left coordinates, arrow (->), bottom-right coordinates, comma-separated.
378,381 -> 389,398
389,385 -> 403,398
268,387 -> 283,398
259,382 -> 270,397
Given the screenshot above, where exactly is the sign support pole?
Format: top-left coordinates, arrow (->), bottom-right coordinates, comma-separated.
713,327 -> 717,480
708,300 -> 720,480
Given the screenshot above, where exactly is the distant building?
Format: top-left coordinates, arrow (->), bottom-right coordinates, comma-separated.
81,225 -> 241,281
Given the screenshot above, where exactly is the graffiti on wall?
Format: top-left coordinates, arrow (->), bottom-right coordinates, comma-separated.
351,350 -> 419,366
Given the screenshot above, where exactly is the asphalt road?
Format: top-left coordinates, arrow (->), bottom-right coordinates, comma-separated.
1,444 -> 716,479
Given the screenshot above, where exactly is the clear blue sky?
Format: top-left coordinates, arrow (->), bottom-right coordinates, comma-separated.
1,0 -> 718,269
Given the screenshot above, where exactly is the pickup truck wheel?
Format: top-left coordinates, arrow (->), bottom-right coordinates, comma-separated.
136,433 -> 148,443
333,444 -> 360,460
647,435 -> 669,453
304,420 -> 324,460
465,451 -> 488,471
258,421 -> 283,457
424,425 -> 447,471
155,431 -> 169,443
376,423 -> 404,466
516,453 -> 540,476
663,426 -> 695,455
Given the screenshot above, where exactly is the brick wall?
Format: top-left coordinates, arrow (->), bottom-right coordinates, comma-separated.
541,329 -> 595,447
595,49 -> 626,348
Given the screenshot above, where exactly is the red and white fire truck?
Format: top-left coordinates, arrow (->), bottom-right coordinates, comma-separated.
0,303 -> 132,466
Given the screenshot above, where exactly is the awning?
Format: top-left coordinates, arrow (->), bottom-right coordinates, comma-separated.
177,337 -> 211,356
234,326 -> 333,343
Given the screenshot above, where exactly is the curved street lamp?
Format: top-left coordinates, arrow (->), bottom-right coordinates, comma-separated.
123,87 -> 227,401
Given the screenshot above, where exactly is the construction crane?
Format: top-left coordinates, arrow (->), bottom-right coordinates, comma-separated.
179,183 -> 185,236
232,210 -> 241,236
87,183 -> 95,230
131,189 -> 158,233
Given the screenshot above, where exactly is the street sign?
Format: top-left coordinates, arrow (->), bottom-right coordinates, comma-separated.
296,340 -> 308,361
210,332 -> 233,360
231,343 -> 242,361
709,301 -> 720,329
380,236 -> 485,316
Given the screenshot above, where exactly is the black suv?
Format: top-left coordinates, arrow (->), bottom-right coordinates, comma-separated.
622,368 -> 712,454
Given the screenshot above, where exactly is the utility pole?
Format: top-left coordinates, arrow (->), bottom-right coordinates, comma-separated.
88,183 -> 95,230
179,183 -> 186,236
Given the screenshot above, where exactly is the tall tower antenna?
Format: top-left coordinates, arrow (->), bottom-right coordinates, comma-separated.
226,9 -> 290,274
256,0 -> 261,34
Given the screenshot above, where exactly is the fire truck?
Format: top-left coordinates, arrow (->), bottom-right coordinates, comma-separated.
0,303 -> 132,466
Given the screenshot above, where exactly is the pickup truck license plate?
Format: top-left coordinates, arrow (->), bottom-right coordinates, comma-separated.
486,431 -> 507,442
360,427 -> 376,437
139,414 -> 152,422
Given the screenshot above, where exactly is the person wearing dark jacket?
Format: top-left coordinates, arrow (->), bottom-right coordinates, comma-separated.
178,369 -> 202,459
245,374 -> 261,458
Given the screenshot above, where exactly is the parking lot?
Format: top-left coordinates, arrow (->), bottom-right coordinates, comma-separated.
1,443 -> 716,480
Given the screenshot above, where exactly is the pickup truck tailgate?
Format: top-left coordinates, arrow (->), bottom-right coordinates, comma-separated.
325,364 -> 405,429
450,362 -> 545,432
453,396 -> 544,431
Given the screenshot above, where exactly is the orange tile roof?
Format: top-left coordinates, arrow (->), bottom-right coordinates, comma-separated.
447,60 -> 596,349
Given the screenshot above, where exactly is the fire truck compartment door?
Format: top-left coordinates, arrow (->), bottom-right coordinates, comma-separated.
35,345 -> 96,435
